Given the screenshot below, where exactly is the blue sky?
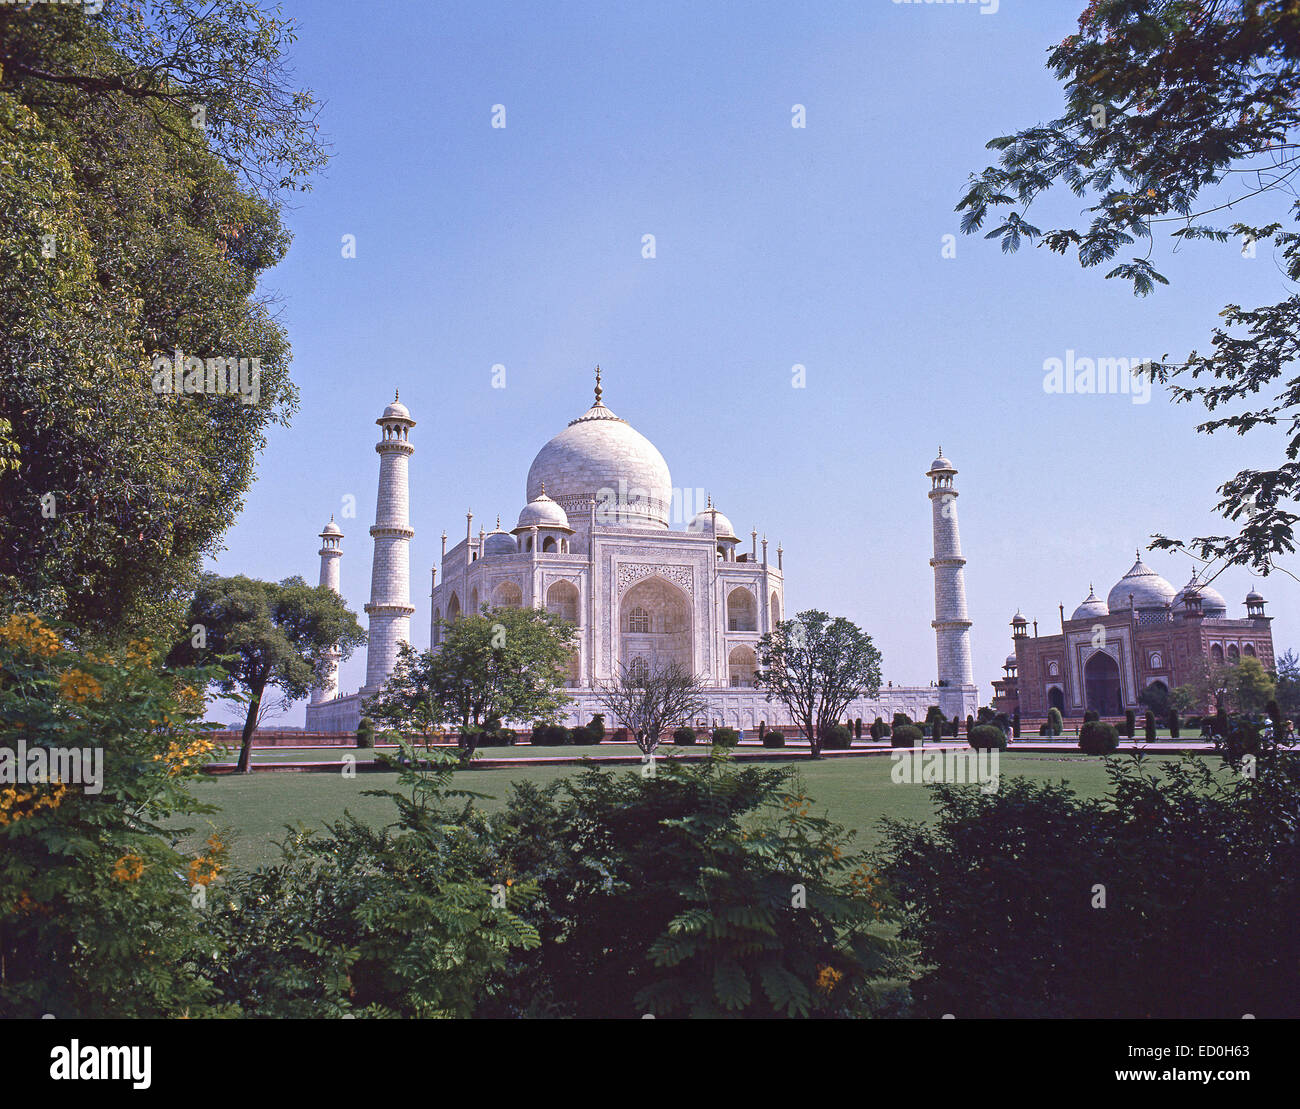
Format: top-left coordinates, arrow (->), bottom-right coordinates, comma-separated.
210,0 -> 1298,725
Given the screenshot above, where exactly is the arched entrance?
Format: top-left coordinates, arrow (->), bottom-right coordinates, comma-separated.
620,576 -> 692,674
1047,686 -> 1065,714
728,645 -> 757,687
1084,651 -> 1122,715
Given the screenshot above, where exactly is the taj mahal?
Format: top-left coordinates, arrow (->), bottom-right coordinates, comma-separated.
305,370 -> 980,733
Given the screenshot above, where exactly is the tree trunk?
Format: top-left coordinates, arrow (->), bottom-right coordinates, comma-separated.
236,679 -> 266,773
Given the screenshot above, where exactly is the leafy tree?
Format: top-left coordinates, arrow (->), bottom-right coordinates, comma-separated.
1274,648 -> 1300,720
1138,681 -> 1171,718
365,606 -> 575,754
0,3 -> 326,642
957,0 -> 1300,575
1224,655 -> 1276,715
754,611 -> 883,758
171,574 -> 365,772
594,660 -> 708,756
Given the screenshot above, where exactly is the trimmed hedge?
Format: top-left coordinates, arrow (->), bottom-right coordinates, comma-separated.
673,726 -> 698,746
970,723 -> 1007,750
822,724 -> 853,750
1079,720 -> 1120,755
712,727 -> 740,748
531,723 -> 570,746
1047,707 -> 1063,736
356,716 -> 375,749
762,730 -> 785,748
891,724 -> 923,748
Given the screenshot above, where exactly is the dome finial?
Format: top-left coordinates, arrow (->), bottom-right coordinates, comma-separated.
539,480 -> 546,496
594,365 -> 603,405
496,514 -> 501,529
395,388 -> 399,401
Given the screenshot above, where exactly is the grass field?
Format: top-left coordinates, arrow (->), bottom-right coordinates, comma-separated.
172,751 -> 1211,873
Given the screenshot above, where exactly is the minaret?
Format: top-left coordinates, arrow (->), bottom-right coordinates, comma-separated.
362,391 -> 416,692
927,448 -> 974,695
311,516 -> 344,705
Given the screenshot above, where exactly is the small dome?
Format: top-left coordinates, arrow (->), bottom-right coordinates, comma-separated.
1004,654 -> 1017,667
688,500 -> 736,539
1174,572 -> 1227,615
1012,610 -> 1027,623
929,452 -> 953,472
1071,585 -> 1108,621
483,516 -> 517,556
514,486 -> 572,533
1246,590 -> 1265,603
320,517 -> 343,537
381,389 -> 412,421
1107,552 -> 1176,612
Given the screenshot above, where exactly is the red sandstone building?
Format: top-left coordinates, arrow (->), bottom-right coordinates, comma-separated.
992,553 -> 1274,722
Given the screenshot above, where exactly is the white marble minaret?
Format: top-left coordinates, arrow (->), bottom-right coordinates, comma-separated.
362,392 -> 416,693
310,516 -> 344,704
927,449 -> 974,709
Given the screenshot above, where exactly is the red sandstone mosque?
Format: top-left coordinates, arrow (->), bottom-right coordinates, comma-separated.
991,553 -> 1274,723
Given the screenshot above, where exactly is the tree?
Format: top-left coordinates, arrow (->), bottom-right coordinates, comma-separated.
1138,682 -> 1171,719
1224,656 -> 1276,716
0,3 -> 326,642
754,611 -> 882,759
172,574 -> 365,772
365,606 -> 576,752
594,660 -> 708,756
1274,649 -> 1300,720
957,0 -> 1300,576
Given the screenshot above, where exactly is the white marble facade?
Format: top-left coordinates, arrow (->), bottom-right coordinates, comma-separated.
306,373 -> 978,733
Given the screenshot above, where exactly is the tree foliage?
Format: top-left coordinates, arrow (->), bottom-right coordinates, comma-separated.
754,610 -> 883,758
0,2 -> 325,642
957,0 -> 1300,574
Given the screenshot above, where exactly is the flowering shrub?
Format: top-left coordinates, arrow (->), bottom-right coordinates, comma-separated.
0,614 -> 229,1017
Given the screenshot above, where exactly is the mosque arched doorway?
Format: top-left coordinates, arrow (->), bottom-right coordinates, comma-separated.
546,581 -> 579,624
492,581 -> 522,609
1047,686 -> 1065,715
728,645 -> 757,687
620,577 -> 692,674
446,593 -> 461,622
1084,651 -> 1122,716
727,588 -> 756,632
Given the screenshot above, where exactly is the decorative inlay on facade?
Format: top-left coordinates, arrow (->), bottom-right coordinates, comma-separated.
617,562 -> 693,597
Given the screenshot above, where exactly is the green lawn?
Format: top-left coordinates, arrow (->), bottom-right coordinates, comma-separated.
173,751 -> 1212,874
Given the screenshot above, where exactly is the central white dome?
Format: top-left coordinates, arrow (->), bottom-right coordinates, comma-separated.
526,381 -> 672,530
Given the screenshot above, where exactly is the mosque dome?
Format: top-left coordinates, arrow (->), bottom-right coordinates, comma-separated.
1107,552 -> 1176,612
514,485 -> 572,533
688,500 -> 737,539
526,370 -> 671,529
1246,590 -> 1265,603
320,517 -> 343,537
929,450 -> 954,472
1071,585 -> 1108,621
482,517 -> 517,557
1173,572 -> 1227,616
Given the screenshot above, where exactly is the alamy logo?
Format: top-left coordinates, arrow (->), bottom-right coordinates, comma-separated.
0,740 -> 103,794
49,1041 -> 151,1090
151,349 -> 260,405
890,746 -> 1000,793
1042,350 -> 1153,405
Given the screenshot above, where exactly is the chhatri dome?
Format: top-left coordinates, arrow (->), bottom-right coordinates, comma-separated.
382,389 -> 411,421
1172,570 -> 1228,616
1107,550 -> 1177,612
688,495 -> 737,539
1071,584 -> 1108,621
525,367 -> 672,529
513,483 -> 572,533
482,516 -> 517,557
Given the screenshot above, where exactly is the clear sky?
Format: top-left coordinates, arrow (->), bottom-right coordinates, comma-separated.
209,0 -> 1298,726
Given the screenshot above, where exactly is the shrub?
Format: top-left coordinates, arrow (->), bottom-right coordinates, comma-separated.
1047,707 -> 1063,736
356,716 -> 375,749
1084,710 -> 1099,723
758,721 -> 766,739
531,723 -> 570,746
822,724 -> 853,750
1144,711 -> 1157,744
1168,709 -> 1181,740
1186,715 -> 1201,729
891,724 -> 923,748
578,713 -> 606,744
476,728 -> 517,747
1213,708 -> 1230,738
854,718 -> 863,739
1039,723 -> 1050,737
1079,720 -> 1120,755
1124,709 -> 1136,739
673,726 -> 698,746
892,712 -> 912,731
965,715 -> 974,738
712,727 -> 740,748
970,724 -> 1007,750
1012,711 -> 1021,739
762,730 -> 785,748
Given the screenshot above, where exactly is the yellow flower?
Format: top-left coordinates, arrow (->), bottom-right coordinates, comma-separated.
58,668 -> 103,704
111,854 -> 146,882
815,965 -> 843,993
0,613 -> 61,658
